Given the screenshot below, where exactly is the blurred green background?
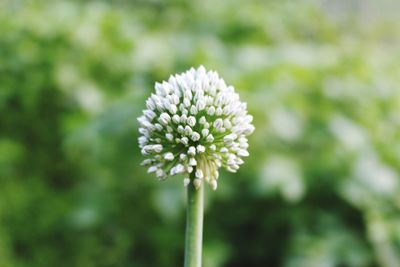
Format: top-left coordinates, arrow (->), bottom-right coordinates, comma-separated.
1,0 -> 400,266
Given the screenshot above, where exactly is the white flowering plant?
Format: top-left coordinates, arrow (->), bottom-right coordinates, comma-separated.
138,66 -> 255,190
138,66 -> 254,267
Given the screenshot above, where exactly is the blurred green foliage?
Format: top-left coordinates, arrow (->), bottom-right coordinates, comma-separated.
1,0 -> 400,266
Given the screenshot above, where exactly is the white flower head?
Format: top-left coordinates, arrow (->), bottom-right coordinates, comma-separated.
138,66 -> 255,190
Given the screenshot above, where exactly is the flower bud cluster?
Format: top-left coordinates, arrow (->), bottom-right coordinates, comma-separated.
138,66 -> 254,190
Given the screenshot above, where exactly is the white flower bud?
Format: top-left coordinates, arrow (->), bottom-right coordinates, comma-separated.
184,98 -> 191,107
238,150 -> 249,157
146,99 -> 155,110
183,178 -> 190,187
177,125 -> 185,134
196,99 -> 206,111
199,116 -> 207,124
216,107 -> 223,116
151,123 -> 160,131
210,179 -> 218,190
224,119 -> 232,129
179,113 -> 186,122
138,136 -> 148,146
184,125 -> 193,135
187,166 -> 194,173
189,158 -> 197,166
181,137 -> 189,146
179,103 -> 186,113
191,132 -> 201,141
169,104 -> 177,114
153,144 -> 163,153
196,145 -> 205,153
141,159 -> 152,166
193,178 -> 202,189
201,129 -> 209,137
144,110 -> 156,120
207,106 -> 215,115
190,105 -> 198,115
156,169 -> 165,179
173,164 -> 185,174
164,152 -> 174,161
239,124 -> 254,135
172,114 -> 180,124
187,116 -> 196,127
171,94 -> 179,105
188,146 -> 196,156
148,166 -> 158,173
165,133 -> 173,141
184,90 -> 192,100
159,113 -> 171,125
195,169 -> 204,179
213,118 -> 223,129
223,133 -> 237,143
206,134 -> 214,143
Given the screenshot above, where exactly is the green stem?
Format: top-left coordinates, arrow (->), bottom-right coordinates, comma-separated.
184,175 -> 204,267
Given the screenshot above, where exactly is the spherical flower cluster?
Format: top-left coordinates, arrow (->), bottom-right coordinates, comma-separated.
138,66 -> 255,190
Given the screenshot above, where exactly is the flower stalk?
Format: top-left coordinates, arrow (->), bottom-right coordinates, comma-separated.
184,172 -> 204,267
